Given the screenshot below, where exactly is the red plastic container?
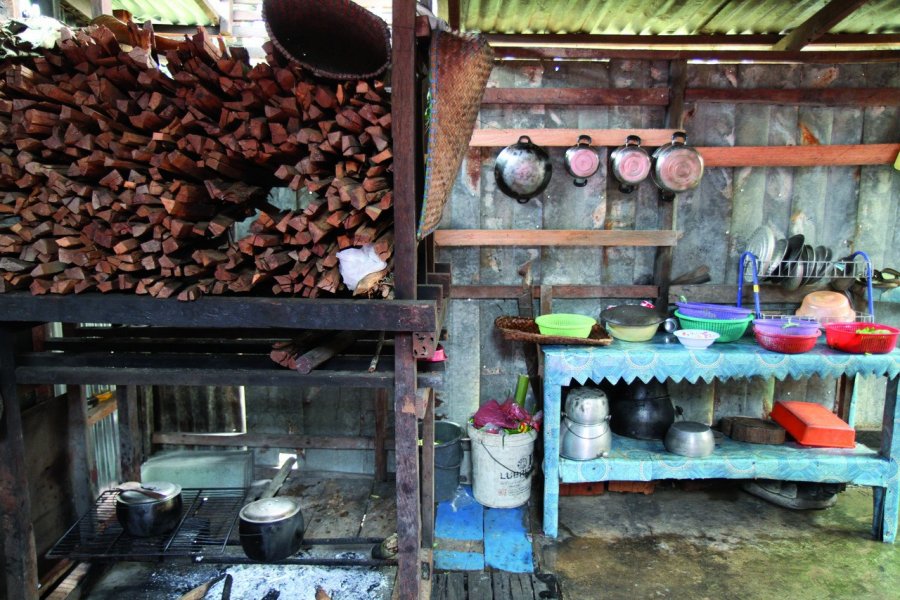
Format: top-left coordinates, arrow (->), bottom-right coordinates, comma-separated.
824,323 -> 900,354
754,328 -> 820,354
770,401 -> 855,448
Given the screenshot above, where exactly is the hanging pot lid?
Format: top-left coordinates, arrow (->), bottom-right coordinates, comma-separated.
600,304 -> 666,327
116,481 -> 181,505
240,497 -> 302,523
564,135 -> 601,184
610,135 -> 651,186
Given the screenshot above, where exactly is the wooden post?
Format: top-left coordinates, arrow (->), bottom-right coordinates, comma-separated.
0,327 -> 39,600
374,388 -> 388,482
421,388 -> 435,550
117,385 -> 141,482
90,0 -> 113,18
68,387 -> 96,518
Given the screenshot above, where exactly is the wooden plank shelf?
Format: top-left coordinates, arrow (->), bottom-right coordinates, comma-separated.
0,294 -> 437,333
434,229 -> 677,247
470,128 -> 679,147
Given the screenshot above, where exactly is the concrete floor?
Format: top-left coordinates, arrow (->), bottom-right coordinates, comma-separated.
537,482 -> 900,600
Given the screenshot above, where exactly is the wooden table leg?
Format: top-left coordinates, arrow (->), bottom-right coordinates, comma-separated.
875,375 -> 900,542
542,381 -> 563,538
68,387 -> 96,518
0,326 -> 39,600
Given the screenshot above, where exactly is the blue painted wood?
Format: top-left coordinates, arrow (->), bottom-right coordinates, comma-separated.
541,340 -> 900,541
484,506 -> 534,573
434,486 -> 483,540
433,549 -> 485,571
558,434 -> 892,487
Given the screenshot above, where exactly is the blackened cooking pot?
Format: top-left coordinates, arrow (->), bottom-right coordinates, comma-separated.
494,135 -> 552,203
608,380 -> 675,440
239,496 -> 305,562
115,481 -> 183,537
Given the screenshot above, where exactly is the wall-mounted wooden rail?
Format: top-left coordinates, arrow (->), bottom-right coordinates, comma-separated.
481,87 -> 900,107
434,229 -> 677,247
470,129 -> 899,167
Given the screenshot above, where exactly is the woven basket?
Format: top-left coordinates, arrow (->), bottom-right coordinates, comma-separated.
418,28 -> 494,239
262,0 -> 391,80
495,316 -> 613,346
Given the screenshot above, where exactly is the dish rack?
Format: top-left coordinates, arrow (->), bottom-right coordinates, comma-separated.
737,250 -> 875,324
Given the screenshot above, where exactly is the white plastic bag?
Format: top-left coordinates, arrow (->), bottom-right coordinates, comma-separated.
336,244 -> 388,292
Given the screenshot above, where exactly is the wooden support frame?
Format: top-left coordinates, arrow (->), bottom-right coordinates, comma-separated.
772,0 -> 871,51
434,229 -> 677,247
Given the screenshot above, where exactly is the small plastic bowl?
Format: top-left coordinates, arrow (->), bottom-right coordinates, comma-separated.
674,329 -> 720,349
535,314 -> 596,338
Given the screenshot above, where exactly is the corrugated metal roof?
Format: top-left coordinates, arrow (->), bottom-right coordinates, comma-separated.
456,0 -> 900,36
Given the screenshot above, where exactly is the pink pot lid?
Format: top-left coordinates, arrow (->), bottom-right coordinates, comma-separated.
568,149 -> 600,177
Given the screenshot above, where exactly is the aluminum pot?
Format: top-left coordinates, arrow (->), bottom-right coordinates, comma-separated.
565,387 -> 609,425
494,135 -> 552,203
564,135 -> 600,187
610,135 -> 651,193
239,496 -> 305,562
560,417 -> 611,460
664,421 -> 715,458
115,481 -> 183,537
651,131 -> 704,199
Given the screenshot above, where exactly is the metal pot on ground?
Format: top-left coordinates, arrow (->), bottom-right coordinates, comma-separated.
608,379 -> 676,440
238,496 -> 306,562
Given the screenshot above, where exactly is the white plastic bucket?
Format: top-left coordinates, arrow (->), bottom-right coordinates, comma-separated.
467,423 -> 537,508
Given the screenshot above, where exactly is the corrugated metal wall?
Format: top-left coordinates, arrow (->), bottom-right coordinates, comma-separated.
437,59 -> 900,429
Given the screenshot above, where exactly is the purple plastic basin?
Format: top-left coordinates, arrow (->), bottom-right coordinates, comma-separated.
676,302 -> 752,320
753,317 -> 820,336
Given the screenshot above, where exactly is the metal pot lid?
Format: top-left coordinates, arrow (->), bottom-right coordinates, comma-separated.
601,305 -> 665,327
116,481 -> 181,504
668,421 -> 710,434
239,497 -> 302,523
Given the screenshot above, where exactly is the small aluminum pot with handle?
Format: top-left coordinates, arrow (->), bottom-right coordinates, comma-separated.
239,496 -> 305,562
651,131 -> 704,199
115,481 -> 183,537
610,135 -> 651,193
564,387 -> 609,425
494,135 -> 552,203
564,135 -> 600,187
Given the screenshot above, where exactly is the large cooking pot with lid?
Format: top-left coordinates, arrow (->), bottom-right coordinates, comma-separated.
610,135 -> 651,193
494,135 -> 552,203
651,131 -> 704,199
115,481 -> 183,537
564,135 -> 600,187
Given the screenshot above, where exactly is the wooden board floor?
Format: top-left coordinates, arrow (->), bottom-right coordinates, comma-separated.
432,571 -> 561,600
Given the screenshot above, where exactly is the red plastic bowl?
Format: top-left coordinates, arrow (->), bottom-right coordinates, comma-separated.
824,323 -> 900,354
754,328 -> 821,354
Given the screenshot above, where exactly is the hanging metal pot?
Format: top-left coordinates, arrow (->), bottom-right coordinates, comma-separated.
651,131 -> 704,200
494,135 -> 552,203
564,135 -> 600,187
610,135 -> 651,194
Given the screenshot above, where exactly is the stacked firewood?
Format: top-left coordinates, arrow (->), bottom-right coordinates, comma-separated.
0,22 -> 394,299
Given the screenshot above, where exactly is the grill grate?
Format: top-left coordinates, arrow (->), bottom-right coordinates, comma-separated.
47,488 -> 248,560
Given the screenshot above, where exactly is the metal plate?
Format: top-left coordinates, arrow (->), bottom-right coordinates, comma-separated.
745,225 -> 776,272
782,244 -> 811,291
763,238 -> 789,281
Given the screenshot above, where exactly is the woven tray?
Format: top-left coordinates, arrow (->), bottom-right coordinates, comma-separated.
495,316 -> 613,346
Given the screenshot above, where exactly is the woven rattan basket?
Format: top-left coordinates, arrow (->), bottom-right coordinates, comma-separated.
262,0 -> 391,80
418,28 -> 494,239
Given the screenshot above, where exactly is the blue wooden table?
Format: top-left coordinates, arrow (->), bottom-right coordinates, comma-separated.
540,336 -> 900,540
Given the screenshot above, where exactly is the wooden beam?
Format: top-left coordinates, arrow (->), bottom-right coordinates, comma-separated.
485,32 -> 900,49
450,284 -> 659,299
434,229 -> 678,247
482,87 -> 670,106
195,0 -> 222,25
698,143 -> 899,167
686,87 -> 900,107
492,46 -> 900,64
90,0 -> 112,18
447,0 -> 460,31
152,432 -> 391,450
772,0 -> 872,51
470,128 -> 679,147
393,0 -> 417,301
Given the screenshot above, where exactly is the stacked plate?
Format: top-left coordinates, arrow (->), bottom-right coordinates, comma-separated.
744,225 -> 835,291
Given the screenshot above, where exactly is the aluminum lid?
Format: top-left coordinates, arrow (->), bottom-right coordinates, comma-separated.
239,497 -> 302,523
116,481 -> 181,504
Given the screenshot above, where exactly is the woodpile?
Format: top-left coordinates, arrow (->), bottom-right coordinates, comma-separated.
0,22 -> 394,299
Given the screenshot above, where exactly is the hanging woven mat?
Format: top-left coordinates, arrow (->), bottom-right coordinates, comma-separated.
262,0 -> 391,80
418,28 -> 494,239
495,316 -> 613,346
